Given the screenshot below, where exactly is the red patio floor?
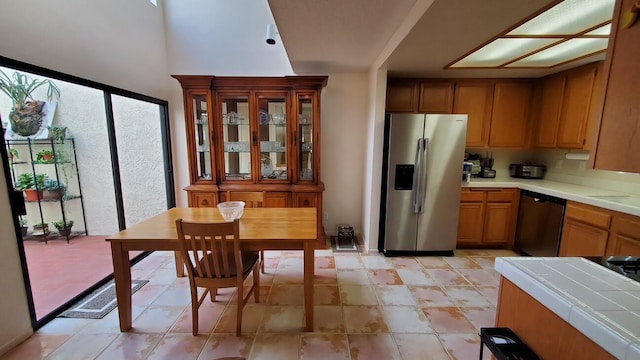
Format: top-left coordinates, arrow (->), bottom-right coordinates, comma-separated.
22,235 -> 140,319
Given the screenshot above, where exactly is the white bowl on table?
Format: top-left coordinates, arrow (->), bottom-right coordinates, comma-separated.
217,201 -> 245,221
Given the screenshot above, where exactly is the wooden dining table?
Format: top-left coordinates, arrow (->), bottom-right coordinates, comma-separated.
106,207 -> 318,332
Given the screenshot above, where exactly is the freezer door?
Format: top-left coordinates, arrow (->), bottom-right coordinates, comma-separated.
384,114 -> 425,251
416,115 -> 468,251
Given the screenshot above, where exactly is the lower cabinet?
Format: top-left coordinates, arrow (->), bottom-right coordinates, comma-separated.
457,188 -> 519,248
559,202 -> 611,257
606,213 -> 640,256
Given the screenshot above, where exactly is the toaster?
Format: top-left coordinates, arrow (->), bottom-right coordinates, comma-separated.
509,164 -> 546,179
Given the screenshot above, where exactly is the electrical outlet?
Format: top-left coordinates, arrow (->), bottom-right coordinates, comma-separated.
323,212 -> 329,221
555,159 -> 563,169
578,161 -> 586,172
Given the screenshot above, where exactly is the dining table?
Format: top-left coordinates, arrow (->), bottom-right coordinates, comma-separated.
106,207 -> 318,332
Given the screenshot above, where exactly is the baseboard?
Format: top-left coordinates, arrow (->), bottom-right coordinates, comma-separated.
0,329 -> 33,357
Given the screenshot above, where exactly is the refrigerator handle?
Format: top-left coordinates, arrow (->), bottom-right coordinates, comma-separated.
412,139 -> 422,213
418,138 -> 429,213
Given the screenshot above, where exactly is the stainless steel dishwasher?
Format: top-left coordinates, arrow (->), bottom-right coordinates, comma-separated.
514,190 -> 566,256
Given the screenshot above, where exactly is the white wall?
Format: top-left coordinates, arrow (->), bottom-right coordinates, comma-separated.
0,160 -> 32,355
321,74 -> 369,235
0,0 -> 170,353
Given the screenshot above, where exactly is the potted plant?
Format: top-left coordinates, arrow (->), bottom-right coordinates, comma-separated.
42,178 -> 65,200
32,222 -> 49,237
53,219 -> 73,236
15,173 -> 47,201
47,125 -> 68,142
0,70 -> 61,137
35,149 -> 55,163
7,148 -> 19,165
19,217 -> 28,236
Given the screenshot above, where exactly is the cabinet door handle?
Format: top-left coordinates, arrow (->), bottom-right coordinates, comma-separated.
293,131 -> 297,146
252,132 -> 257,146
211,131 -> 215,146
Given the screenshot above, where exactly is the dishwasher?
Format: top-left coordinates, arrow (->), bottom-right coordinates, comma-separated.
514,190 -> 566,257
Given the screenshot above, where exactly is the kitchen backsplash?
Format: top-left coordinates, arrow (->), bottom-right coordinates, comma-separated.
465,148 -> 534,173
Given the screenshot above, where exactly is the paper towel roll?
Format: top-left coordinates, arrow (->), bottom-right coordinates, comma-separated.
565,152 -> 590,161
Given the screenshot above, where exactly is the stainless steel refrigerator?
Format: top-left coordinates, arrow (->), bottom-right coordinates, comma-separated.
379,113 -> 468,256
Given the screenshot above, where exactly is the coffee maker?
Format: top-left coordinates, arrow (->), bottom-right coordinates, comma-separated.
479,152 -> 496,178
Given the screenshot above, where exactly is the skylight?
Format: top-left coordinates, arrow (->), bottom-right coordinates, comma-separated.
447,0 -> 615,69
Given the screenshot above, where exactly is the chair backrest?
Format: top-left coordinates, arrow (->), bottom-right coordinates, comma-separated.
175,219 -> 243,280
227,191 -> 265,208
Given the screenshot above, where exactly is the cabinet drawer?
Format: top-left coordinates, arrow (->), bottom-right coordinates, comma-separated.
486,189 -> 517,202
295,193 -> 317,208
565,203 -> 611,229
461,189 -> 484,202
193,193 -> 216,208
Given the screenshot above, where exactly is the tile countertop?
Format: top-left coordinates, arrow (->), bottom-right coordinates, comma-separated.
463,177 -> 640,217
495,257 -> 640,360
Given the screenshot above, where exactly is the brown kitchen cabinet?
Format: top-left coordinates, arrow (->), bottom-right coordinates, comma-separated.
457,188 -> 519,248
606,212 -> 640,256
592,0 -> 640,173
172,75 -> 328,245
488,81 -> 532,148
453,82 -> 493,148
535,63 -> 599,149
386,79 -> 454,113
418,82 -> 454,113
559,201 -> 611,256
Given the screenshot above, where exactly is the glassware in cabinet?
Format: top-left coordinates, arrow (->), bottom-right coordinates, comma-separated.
257,92 -> 288,181
220,94 -> 251,181
297,94 -> 315,181
192,94 -> 212,180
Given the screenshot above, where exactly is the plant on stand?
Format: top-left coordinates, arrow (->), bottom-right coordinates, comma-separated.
14,173 -> 47,201
35,149 -> 55,163
53,219 -> 74,236
0,70 -> 61,137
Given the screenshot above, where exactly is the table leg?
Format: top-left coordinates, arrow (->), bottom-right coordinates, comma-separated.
174,251 -> 185,277
304,241 -> 314,331
111,241 -> 132,332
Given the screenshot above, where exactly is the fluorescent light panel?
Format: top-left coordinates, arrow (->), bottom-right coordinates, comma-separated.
448,0 -> 614,69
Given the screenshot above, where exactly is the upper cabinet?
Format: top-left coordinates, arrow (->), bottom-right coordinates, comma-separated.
453,82 -> 493,148
386,79 -> 454,113
592,0 -> 640,173
488,81 -> 532,148
534,63 -> 600,149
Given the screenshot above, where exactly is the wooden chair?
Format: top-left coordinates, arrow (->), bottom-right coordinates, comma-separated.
175,218 -> 260,336
226,191 -> 267,273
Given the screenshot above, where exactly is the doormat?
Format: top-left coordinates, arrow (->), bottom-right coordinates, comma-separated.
330,236 -> 361,253
59,280 -> 148,319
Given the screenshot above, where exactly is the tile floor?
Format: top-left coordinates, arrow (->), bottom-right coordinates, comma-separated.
1,248 -> 518,360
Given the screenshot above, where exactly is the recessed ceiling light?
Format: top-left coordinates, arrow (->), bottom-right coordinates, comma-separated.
446,0 -> 615,69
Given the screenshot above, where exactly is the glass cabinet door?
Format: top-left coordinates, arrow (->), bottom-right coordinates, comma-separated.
192,94 -> 212,180
220,94 -> 251,181
257,92 -> 288,180
297,94 -> 314,181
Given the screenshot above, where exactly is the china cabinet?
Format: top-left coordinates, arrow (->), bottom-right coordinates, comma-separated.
172,75 -> 328,245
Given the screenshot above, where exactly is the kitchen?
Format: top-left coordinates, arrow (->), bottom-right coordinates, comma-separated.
0,0 -> 640,358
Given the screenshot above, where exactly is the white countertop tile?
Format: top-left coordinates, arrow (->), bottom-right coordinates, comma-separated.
464,178 -> 640,216
495,257 -> 640,359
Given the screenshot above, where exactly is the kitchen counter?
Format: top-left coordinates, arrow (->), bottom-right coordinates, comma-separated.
463,177 -> 640,217
495,257 -> 640,360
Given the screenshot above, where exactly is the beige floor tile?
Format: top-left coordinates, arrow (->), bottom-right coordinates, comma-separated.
313,268 -> 338,284
169,302 -> 226,334
469,256 -> 496,269
197,334 -> 254,360
382,306 -> 432,333
336,269 -> 370,285
260,305 -> 304,333
439,333 -> 490,360
314,284 -> 340,305
422,307 -> 477,334
343,305 -> 389,333
313,306 -> 345,333
249,333 -> 300,360
347,334 -> 401,360
300,333 -> 349,360
374,285 -> 416,306
443,286 -> 493,308
339,285 -> 379,305
214,304 -> 265,334
396,268 -> 436,285
443,256 -> 482,269
334,255 -> 365,269
314,256 -> 335,269
457,268 -> 500,287
368,269 -> 403,285
361,255 -> 393,269
416,257 -> 452,269
96,333 -> 162,360
460,306 -> 497,331
408,285 -> 455,307
394,333 -> 450,360
268,284 -> 304,305
145,333 -> 209,360
47,333 -> 118,360
131,305 -> 185,333
426,269 -> 471,286
389,257 -> 422,269
0,334 -> 70,360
